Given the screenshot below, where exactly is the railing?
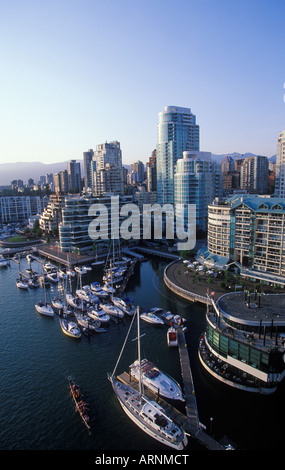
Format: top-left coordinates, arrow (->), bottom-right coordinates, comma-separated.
164,260 -> 211,305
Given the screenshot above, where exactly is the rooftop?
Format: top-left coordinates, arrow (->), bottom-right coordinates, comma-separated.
217,291 -> 285,327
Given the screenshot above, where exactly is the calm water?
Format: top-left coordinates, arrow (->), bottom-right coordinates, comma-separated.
0,255 -> 283,451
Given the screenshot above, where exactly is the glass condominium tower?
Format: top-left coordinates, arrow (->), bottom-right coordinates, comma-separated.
156,106 -> 199,205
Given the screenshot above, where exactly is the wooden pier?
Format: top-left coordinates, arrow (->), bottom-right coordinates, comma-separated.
177,327 -> 224,450
116,260 -> 137,296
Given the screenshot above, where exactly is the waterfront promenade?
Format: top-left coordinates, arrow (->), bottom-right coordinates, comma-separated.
164,260 -> 227,305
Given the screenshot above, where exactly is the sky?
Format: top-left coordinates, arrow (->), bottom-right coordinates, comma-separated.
0,0 -> 284,166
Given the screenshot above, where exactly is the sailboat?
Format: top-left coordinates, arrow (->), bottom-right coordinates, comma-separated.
16,276 -> 29,289
108,308 -> 188,450
35,274 -> 55,316
59,316 -> 81,338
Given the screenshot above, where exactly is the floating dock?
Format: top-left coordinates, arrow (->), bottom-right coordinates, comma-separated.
176,327 -> 224,450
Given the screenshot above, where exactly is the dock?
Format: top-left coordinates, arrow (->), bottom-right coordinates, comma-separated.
116,260 -> 137,296
177,327 -> 224,450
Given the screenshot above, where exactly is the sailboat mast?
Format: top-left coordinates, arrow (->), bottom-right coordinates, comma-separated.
137,306 -> 142,397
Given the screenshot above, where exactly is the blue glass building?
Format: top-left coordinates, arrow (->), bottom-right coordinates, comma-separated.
156,106 -> 199,205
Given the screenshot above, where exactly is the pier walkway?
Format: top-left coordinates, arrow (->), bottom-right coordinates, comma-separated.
177,327 -> 224,450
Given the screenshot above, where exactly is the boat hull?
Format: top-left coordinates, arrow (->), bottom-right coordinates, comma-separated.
35,304 -> 54,316
111,378 -> 187,450
60,318 -> 81,338
130,359 -> 184,401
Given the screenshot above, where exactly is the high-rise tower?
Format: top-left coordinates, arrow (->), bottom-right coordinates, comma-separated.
275,130 -> 285,197
156,106 -> 199,205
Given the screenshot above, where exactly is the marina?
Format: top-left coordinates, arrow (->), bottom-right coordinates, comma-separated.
0,251 -> 283,450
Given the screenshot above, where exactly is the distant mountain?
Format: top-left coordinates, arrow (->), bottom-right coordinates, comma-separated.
211,152 -> 276,163
0,153 -> 277,186
0,160 -> 83,186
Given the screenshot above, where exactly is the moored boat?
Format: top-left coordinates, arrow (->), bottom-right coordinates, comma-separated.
16,278 -> 29,289
46,271 -> 59,283
100,302 -> 124,319
35,301 -> 54,317
108,308 -> 188,450
59,317 -> 81,338
58,269 -> 67,280
140,312 -> 164,325
75,266 -> 87,275
51,297 -> 64,311
28,276 -> 39,288
74,312 -> 105,333
129,358 -> 184,401
88,307 -> 110,323
90,282 -> 109,298
167,327 -> 178,347
65,293 -> 79,309
66,268 -> 75,277
111,296 -> 136,316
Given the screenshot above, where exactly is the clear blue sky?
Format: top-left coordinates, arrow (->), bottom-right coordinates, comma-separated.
0,0 -> 284,165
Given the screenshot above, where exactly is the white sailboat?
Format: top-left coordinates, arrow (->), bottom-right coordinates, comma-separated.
16,277 -> 29,289
35,274 -> 54,317
108,308 -> 188,450
59,317 -> 81,338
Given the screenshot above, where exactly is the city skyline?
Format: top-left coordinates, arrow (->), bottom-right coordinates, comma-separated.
0,0 -> 284,166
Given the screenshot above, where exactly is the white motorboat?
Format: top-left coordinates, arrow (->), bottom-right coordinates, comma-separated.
59,317 -> 81,338
129,358 -> 184,402
111,297 -> 136,316
100,302 -> 124,318
90,282 -> 109,298
140,312 -> 164,325
16,278 -> 29,289
102,283 -> 116,294
65,293 -> 79,309
0,257 -> 8,268
74,312 -> 102,332
51,297 -> 64,311
108,308 -> 188,450
167,327 -> 178,347
35,301 -> 54,317
88,308 -> 110,323
103,273 -> 123,284
76,289 -> 98,304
